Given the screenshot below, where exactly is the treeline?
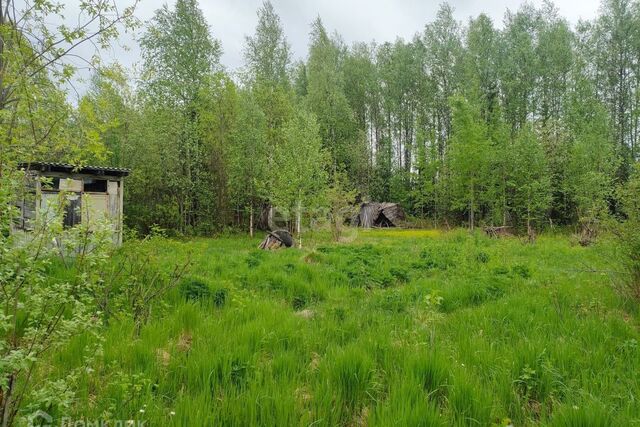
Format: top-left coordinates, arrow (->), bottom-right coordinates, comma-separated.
53,0 -> 640,234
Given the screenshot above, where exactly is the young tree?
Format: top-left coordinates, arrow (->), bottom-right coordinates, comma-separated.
244,1 -> 291,88
306,18 -> 365,185
511,126 -> 552,236
448,95 -> 490,230
565,67 -> 617,241
270,109 -> 328,247
0,1 -> 137,424
227,91 -> 268,236
615,163 -> 640,301
138,0 -> 224,233
77,65 -> 135,167
325,171 -> 357,242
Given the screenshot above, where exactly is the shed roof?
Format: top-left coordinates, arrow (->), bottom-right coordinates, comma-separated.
19,162 -> 130,177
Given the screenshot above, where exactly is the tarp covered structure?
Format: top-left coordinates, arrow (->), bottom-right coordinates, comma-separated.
258,230 -> 294,250
352,202 -> 405,228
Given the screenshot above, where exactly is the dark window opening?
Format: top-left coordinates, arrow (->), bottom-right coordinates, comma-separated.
83,178 -> 107,192
41,177 -> 60,191
63,197 -> 82,229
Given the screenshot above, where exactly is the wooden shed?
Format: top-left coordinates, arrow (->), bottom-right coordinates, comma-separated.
352,202 -> 405,228
15,162 -> 130,245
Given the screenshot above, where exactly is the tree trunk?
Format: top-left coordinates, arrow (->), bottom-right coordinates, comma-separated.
296,197 -> 302,249
469,182 -> 475,231
469,203 -> 474,231
249,204 -> 254,237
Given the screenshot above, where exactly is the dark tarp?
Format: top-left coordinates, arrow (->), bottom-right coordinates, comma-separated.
259,229 -> 294,250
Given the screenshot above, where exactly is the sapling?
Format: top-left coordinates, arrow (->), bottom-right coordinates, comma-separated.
0,178 -> 113,426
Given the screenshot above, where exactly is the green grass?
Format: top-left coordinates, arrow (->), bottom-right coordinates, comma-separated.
46,229 -> 639,426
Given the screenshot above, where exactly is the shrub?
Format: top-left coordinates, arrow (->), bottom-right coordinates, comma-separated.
180,279 -> 211,301
417,245 -> 458,271
292,294 -> 308,310
246,250 -> 264,268
512,264 -> 531,279
213,288 -> 228,308
614,164 -> 640,303
476,251 -> 490,264
389,267 -> 410,283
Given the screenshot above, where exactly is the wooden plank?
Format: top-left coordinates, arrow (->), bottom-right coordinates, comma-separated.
59,178 -> 82,192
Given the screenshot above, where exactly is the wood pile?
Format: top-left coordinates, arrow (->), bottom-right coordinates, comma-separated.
483,226 -> 513,238
259,230 -> 294,250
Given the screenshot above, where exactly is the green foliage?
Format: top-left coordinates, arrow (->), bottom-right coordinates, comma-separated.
19,229 -> 640,426
448,95 -> 491,229
306,18 -> 366,184
550,403 -> 614,427
271,108 -> 328,243
615,164 -> 640,302
213,288 -> 228,308
511,125 -> 552,233
321,345 -> 377,418
6,0 -> 640,424
417,244 -> 459,271
131,0 -> 228,234
180,279 -> 211,301
243,1 -> 290,87
324,171 -> 357,241
0,180 -> 115,424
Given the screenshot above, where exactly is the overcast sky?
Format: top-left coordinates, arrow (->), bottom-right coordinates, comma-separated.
53,0 -> 603,97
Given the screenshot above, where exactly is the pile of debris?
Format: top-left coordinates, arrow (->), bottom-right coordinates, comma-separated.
483,226 -> 513,238
352,202 -> 405,228
259,230 -> 293,250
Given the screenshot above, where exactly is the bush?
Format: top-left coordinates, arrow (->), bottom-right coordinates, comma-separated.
417,245 -> 458,271
213,288 -> 228,308
246,250 -> 264,268
512,264 -> 531,279
389,267 -> 410,283
292,294 -> 307,310
476,251 -> 490,264
614,164 -> 640,303
180,279 -> 211,301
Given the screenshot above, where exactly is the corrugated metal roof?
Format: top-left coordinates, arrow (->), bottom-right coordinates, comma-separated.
18,162 -> 131,177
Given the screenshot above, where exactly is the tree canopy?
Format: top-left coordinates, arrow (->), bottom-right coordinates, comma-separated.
7,0 -> 640,236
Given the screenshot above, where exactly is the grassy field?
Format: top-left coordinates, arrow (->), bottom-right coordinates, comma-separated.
49,229 -> 639,426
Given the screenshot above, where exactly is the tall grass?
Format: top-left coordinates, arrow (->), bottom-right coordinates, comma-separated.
34,229 -> 640,426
